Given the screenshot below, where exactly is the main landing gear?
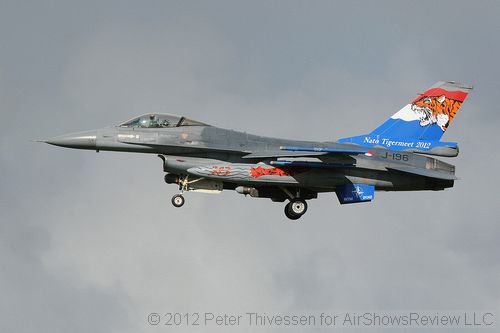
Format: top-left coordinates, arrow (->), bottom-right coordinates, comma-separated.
279,187 -> 309,220
284,198 -> 308,220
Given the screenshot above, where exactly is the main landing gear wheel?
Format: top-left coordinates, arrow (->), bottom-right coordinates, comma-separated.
284,199 -> 308,220
171,194 -> 185,208
284,204 -> 300,220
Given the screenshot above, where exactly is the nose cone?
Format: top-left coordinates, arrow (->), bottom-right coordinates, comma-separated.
44,130 -> 97,150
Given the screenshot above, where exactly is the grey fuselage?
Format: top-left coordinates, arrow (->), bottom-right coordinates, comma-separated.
47,124 -> 455,194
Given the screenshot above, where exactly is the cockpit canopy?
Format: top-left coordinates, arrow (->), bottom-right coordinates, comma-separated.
119,114 -> 210,129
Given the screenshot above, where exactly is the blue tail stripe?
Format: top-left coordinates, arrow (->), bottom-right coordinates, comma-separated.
370,119 -> 444,140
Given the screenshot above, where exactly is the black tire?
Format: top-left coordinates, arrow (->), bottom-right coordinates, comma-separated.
171,194 -> 185,208
284,203 -> 301,220
288,199 -> 308,216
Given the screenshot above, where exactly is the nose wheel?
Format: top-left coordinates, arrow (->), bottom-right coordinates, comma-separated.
284,199 -> 308,220
168,174 -> 190,208
171,194 -> 185,208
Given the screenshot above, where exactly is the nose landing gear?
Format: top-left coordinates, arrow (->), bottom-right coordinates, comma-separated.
166,173 -> 190,208
171,194 -> 185,207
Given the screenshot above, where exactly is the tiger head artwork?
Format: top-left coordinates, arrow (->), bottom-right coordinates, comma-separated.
411,95 -> 462,131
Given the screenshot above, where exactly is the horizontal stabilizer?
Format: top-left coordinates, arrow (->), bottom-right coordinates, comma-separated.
387,165 -> 457,180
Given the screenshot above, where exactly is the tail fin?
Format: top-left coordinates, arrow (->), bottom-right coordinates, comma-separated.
369,81 -> 472,141
337,81 -> 473,156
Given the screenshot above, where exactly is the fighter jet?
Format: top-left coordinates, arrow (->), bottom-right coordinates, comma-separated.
41,81 -> 472,220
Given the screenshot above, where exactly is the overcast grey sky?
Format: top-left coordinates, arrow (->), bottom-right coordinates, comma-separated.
1,1 -> 499,332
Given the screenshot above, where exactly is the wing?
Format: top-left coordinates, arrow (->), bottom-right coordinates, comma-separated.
242,145 -> 368,159
242,150 -> 327,159
242,145 -> 365,170
280,145 -> 368,154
